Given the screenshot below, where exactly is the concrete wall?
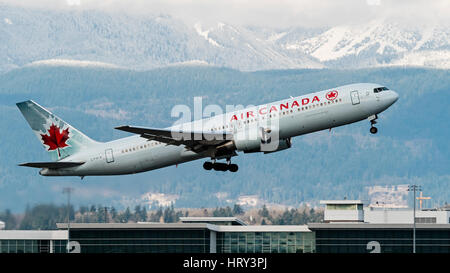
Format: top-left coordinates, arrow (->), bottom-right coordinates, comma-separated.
364,209 -> 450,224
324,210 -> 364,222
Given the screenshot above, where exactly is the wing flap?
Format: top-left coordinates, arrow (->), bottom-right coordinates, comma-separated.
115,125 -> 232,147
19,162 -> 85,169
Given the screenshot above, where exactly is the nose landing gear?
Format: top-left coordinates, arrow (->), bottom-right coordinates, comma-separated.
368,114 -> 378,134
203,158 -> 238,172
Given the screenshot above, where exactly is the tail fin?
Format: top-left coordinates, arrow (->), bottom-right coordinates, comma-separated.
16,100 -> 98,161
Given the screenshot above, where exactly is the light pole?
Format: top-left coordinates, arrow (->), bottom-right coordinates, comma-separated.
63,187 -> 74,253
408,184 -> 421,253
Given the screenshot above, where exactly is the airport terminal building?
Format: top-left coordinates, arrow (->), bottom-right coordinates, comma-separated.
55,217 -> 315,254
1,200 -> 449,253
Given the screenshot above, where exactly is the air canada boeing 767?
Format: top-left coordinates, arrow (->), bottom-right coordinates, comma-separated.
17,83 -> 398,177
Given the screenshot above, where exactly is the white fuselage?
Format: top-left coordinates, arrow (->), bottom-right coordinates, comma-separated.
40,83 -> 398,176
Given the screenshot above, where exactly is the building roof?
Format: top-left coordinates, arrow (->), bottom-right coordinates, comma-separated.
320,200 -> 364,205
179,217 -> 247,226
308,223 -> 450,230
214,225 -> 311,232
56,223 -> 213,230
0,230 -> 67,240
56,222 -> 311,233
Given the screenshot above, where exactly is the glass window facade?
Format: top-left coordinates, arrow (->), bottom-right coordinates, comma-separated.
53,240 -> 68,253
70,229 -> 210,253
0,240 -> 67,253
216,232 -> 315,253
314,229 -> 450,253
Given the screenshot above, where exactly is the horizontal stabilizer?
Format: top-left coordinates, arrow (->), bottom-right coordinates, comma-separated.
19,162 -> 85,169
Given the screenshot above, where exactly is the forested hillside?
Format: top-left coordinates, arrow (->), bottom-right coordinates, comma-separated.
0,65 -> 448,211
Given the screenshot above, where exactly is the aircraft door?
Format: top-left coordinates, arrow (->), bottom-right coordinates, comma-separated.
105,148 -> 114,163
351,90 -> 360,105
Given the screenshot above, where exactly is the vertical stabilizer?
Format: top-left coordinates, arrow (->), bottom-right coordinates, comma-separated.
16,100 -> 98,161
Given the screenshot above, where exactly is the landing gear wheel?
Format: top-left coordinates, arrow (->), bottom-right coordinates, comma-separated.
368,115 -> 378,135
213,163 -> 228,172
205,159 -> 239,172
228,164 -> 239,172
203,161 -> 213,170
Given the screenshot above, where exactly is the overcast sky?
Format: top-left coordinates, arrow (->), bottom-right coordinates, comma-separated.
1,0 -> 448,28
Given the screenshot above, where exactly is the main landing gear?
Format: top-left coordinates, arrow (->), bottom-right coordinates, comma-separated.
368,114 -> 378,134
203,158 -> 238,172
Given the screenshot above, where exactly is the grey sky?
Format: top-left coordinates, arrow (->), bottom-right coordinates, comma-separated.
1,0 -> 448,28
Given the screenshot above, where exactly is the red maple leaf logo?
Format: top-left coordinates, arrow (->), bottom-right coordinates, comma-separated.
40,123 -> 69,157
326,90 -> 338,100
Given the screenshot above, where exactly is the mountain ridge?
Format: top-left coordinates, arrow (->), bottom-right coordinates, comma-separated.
1,4 -> 449,73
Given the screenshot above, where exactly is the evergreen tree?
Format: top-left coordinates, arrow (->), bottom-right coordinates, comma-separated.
150,207 -> 163,222
141,206 -> 147,222
213,206 -> 233,217
79,206 -> 88,215
96,205 -> 106,223
119,207 -> 132,223
110,207 -> 117,222
259,204 -> 269,218
19,204 -> 67,230
134,205 -> 142,221
0,209 -> 17,230
233,204 -> 244,215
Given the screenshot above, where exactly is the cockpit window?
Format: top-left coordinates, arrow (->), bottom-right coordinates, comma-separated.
374,87 -> 389,93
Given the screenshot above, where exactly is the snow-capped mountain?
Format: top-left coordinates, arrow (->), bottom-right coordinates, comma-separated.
282,21 -> 450,69
194,23 -> 324,69
0,5 -> 449,72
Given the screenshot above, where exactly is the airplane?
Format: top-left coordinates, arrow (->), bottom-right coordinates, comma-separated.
16,83 -> 398,177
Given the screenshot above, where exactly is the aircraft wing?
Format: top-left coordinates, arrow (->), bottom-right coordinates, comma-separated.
19,162 -> 85,169
115,125 -> 233,150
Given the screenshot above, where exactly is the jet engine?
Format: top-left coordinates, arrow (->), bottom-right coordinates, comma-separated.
263,137 -> 291,154
233,127 -> 292,153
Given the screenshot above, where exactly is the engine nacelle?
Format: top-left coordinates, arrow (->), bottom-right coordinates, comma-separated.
263,137 -> 292,154
233,127 -> 292,153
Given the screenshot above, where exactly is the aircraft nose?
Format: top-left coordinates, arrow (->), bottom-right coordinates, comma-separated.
385,90 -> 399,106
391,90 -> 399,103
